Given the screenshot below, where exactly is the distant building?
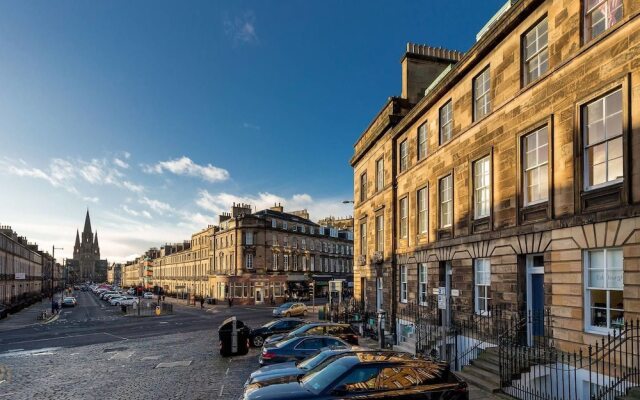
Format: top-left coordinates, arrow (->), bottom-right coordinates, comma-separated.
317,216 -> 354,231
0,225 -> 43,306
107,263 -> 122,286
70,210 -> 108,282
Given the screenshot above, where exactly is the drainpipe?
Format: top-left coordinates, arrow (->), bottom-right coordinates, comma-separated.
390,136 -> 398,343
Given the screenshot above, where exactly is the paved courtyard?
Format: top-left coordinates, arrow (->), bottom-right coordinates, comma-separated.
0,329 -> 259,400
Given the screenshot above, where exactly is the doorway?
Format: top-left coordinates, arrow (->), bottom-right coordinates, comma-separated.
255,288 -> 264,304
526,254 -> 545,346
438,261 -> 452,327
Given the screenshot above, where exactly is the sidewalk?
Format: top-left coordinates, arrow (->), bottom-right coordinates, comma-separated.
0,294 -> 61,332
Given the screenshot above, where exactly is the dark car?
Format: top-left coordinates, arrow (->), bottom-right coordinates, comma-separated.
264,323 -> 359,347
0,303 -> 8,319
259,335 -> 349,366
247,348 -> 412,387
244,354 -> 468,400
249,318 -> 306,347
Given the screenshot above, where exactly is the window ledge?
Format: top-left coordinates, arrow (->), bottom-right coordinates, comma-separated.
584,327 -> 617,336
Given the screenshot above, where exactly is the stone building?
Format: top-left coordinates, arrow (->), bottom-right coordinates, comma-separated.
351,0 -> 640,358
209,203 -> 354,305
0,225 -> 43,306
107,263 -> 122,286
70,210 -> 108,282
121,248 -> 159,289
317,216 -> 355,231
153,228 -> 211,298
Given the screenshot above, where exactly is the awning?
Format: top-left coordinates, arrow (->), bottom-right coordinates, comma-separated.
286,274 -> 310,282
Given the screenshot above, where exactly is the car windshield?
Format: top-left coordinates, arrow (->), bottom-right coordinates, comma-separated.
287,324 -> 314,337
297,350 -> 338,370
274,337 -> 298,349
301,357 -> 357,394
262,320 -> 279,329
278,303 -> 293,309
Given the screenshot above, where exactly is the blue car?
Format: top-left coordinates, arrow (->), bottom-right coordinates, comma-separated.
247,348 -> 412,387
259,335 -> 349,366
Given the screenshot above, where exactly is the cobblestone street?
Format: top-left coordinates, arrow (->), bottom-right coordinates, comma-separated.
0,329 -> 259,400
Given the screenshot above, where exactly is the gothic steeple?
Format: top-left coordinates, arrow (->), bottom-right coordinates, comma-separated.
94,231 -> 99,246
74,229 -> 80,254
83,209 -> 92,234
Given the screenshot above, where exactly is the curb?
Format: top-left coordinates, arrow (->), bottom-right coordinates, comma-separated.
42,314 -> 60,324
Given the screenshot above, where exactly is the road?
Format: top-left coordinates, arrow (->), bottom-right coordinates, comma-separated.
0,290 -> 274,353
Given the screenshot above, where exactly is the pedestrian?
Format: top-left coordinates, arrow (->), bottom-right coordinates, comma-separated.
162,294 -> 165,302
200,297 -> 204,309
228,297 -> 233,307
51,299 -> 56,314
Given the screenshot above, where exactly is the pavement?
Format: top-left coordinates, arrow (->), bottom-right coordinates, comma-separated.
0,291 -> 505,399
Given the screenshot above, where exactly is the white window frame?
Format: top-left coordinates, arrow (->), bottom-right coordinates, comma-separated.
439,175 -> 453,228
360,222 -> 367,255
473,156 -> 491,219
417,186 -> 428,234
584,248 -> 624,334
360,172 -> 367,202
376,158 -> 384,191
272,219 -> 277,228
272,253 -> 278,271
399,197 -> 408,239
310,257 -> 315,272
474,258 -> 491,316
583,89 -> 624,190
473,67 -> 491,121
418,263 -> 428,305
375,214 -> 384,252
417,122 -> 428,160
245,232 -> 254,245
245,253 -> 254,270
283,254 -> 289,271
399,140 -> 408,173
439,101 -> 453,144
400,265 -> 408,303
293,255 -> 298,271
523,18 -> 549,85
584,0 -> 623,42
523,126 -> 549,205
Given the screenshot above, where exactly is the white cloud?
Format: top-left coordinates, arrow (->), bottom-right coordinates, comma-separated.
224,12 -> 258,44
195,190 -> 352,222
113,158 -> 129,169
139,196 -> 174,215
143,156 -> 229,183
83,196 -> 100,203
242,122 -> 261,130
0,157 -> 145,196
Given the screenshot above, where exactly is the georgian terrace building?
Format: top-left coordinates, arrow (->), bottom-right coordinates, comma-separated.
153,227 -> 212,299
0,225 -> 43,307
351,0 -> 640,353
209,203 -> 354,305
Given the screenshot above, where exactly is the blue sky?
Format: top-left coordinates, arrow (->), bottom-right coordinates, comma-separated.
0,0 -> 504,262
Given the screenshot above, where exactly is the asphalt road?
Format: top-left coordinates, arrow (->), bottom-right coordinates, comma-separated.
0,290 -> 274,353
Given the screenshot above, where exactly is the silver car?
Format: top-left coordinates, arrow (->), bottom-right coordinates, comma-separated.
272,302 -> 307,318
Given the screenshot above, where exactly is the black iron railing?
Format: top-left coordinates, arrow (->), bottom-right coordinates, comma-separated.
499,317 -> 640,400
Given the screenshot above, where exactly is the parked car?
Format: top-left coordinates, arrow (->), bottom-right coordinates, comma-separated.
273,302 -> 308,318
264,323 -> 359,347
113,297 -> 138,306
61,297 -> 76,308
142,292 -> 154,299
249,318 -> 306,347
0,303 -> 8,319
247,347 -> 391,387
259,335 -> 349,366
244,354 -> 468,400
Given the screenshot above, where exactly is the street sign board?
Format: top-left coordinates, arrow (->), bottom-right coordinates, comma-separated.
15,272 -> 26,280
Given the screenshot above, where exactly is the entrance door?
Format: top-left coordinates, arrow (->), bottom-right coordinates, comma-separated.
526,254 -> 545,346
255,288 -> 263,304
438,261 -> 452,327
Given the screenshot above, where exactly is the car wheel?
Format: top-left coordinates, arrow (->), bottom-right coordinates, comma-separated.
285,312 -> 290,318
302,310 -> 307,316
252,336 -> 264,347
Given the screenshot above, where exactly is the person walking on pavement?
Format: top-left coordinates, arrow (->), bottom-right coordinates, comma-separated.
200,297 -> 204,309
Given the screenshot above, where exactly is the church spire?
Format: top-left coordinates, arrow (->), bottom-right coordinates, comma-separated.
94,231 -> 99,245
74,229 -> 80,253
83,209 -> 92,234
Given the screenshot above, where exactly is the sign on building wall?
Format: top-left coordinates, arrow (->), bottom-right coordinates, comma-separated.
15,272 -> 26,280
